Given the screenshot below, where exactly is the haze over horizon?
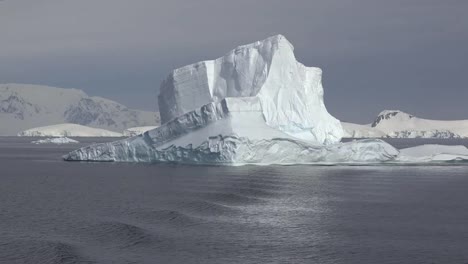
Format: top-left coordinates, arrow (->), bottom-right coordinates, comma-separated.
1,0 -> 467,123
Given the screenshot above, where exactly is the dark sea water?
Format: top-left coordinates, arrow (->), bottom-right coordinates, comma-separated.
1,137 -> 468,264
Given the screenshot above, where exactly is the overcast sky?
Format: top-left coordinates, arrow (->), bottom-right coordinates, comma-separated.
1,0 -> 467,123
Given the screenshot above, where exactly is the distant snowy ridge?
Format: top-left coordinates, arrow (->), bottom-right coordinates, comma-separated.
372,110 -> 468,138
19,123 -> 123,137
0,84 -> 160,135
342,110 -> 468,139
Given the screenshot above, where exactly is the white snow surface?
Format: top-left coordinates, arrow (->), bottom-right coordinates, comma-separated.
19,123 -> 123,137
123,126 -> 159,137
32,137 -> 79,144
158,35 -> 343,145
0,84 -> 160,135
342,110 -> 468,139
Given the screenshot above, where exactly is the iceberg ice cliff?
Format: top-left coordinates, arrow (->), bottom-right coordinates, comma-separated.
64,35 -> 468,165
158,35 -> 343,144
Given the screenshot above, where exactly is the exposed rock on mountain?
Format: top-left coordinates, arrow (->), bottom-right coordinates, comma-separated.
0,84 -> 160,135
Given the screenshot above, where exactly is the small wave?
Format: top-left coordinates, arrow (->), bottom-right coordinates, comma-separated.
79,220 -> 157,249
0,239 -> 92,264
202,192 -> 266,206
232,186 -> 291,198
128,209 -> 203,227
175,199 -> 242,216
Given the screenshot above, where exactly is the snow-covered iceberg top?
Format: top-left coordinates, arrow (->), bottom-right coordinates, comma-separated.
32,137 -> 79,144
19,123 -> 123,137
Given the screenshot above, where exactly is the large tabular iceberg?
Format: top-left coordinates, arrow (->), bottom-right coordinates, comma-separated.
64,35 -> 468,165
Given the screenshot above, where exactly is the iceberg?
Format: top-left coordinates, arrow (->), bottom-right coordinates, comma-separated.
65,137 -> 399,164
32,137 -> 79,144
64,35 -> 468,165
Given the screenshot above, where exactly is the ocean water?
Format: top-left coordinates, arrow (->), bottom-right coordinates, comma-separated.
1,137 -> 468,264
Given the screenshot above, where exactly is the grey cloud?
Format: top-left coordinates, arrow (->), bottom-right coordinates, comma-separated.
0,0 -> 467,122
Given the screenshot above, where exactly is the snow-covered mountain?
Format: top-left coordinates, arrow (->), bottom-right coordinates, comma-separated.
65,35 -> 468,165
0,84 -> 160,135
18,123 -> 123,137
342,110 -> 468,138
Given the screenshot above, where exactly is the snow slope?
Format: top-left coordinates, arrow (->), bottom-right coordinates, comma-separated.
18,123 -> 123,137
342,110 -> 468,138
0,84 -> 160,135
123,126 -> 158,137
